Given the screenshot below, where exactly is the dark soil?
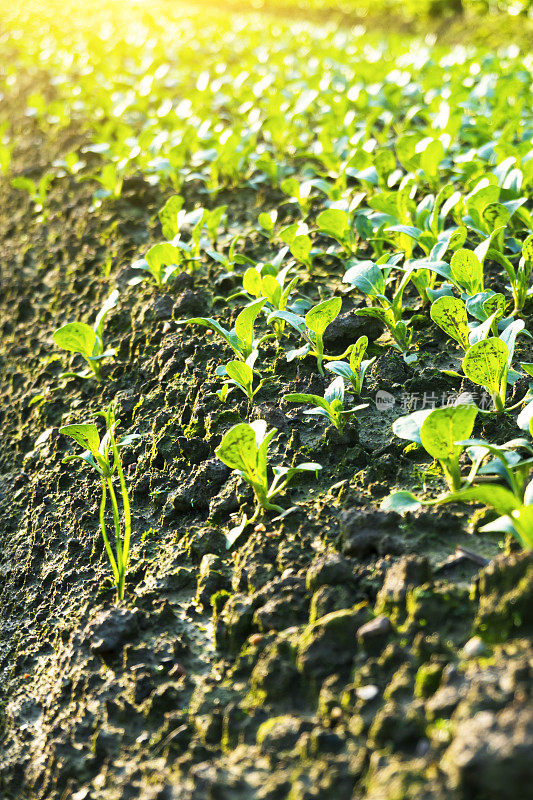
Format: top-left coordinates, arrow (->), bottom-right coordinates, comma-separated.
1,53 -> 533,800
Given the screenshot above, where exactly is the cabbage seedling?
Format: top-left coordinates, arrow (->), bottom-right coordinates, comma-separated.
215,351 -> 272,404
269,296 -> 348,375
60,404 -> 140,599
286,376 -> 368,432
176,298 -> 268,360
215,420 -> 321,546
53,290 -> 119,381
11,172 -> 54,217
131,242 -> 183,288
487,234 -> 533,314
325,335 -> 375,395
343,257 -> 415,356
382,404 -> 479,513
461,320 -> 525,412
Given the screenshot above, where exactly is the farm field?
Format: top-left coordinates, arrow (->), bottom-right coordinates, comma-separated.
0,1 -> 533,798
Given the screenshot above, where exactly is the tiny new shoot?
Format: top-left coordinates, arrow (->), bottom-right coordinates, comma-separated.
286,376 -> 368,433
325,335 -> 375,395
215,351 -> 272,404
215,420 -> 321,547
53,290 -> 119,381
60,404 -> 140,599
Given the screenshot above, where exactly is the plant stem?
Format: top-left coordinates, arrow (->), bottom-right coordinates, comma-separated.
106,476 -> 124,598
99,477 -> 119,583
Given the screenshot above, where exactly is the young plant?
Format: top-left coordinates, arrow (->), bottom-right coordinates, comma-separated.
240,265 -> 299,340
325,335 -> 375,395
430,294 -> 504,351
286,376 -> 368,432
53,290 -> 119,381
176,298 -> 268,361
382,403 -> 479,512
316,207 -> 357,256
86,161 -> 124,206
60,404 -> 140,599
11,172 -> 54,217
270,296 -> 349,375
487,234 -> 533,315
215,420 -> 321,546
342,256 -> 415,358
461,319 -> 524,412
131,242 -> 183,288
215,351 -> 272,404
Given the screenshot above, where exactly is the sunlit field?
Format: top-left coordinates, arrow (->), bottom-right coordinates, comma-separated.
1,2 -> 532,799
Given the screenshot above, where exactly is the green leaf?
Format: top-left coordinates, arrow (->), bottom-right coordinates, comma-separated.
175,316 -> 231,347
462,338 -> 509,395
443,484 -> 519,516
53,323 -> 96,359
234,298 -> 266,353
158,195 -> 184,239
522,234 -> 533,262
349,336 -> 369,373
510,506 -> 533,548
94,289 -> 119,340
60,423 -> 100,456
450,248 -> 483,295
242,268 -> 263,298
304,296 -> 342,339
343,260 -> 385,296
392,408 -> 433,444
215,423 -> 257,474
381,490 -> 422,514
226,360 -> 253,388
145,242 -> 181,283
517,400 -> 533,434
420,404 -> 478,462
285,392 -> 330,413
430,296 -> 469,350
291,234 -> 312,263
258,210 -> 277,233
316,208 -> 349,239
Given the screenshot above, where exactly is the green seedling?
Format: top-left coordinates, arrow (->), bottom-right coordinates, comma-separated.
430,294 -> 504,351
257,209 -> 278,240
131,242 -> 183,287
176,298 -> 268,361
456,437 -> 533,506
86,161 -> 124,204
215,420 -> 321,546
382,403 -> 479,513
158,194 -> 185,239
280,177 -> 313,216
279,222 -> 315,271
53,290 -> 118,381
269,296 -> 349,375
461,320 -> 524,412
487,234 -> 533,314
316,207 -> 357,255
343,256 -> 415,357
60,404 -> 140,599
240,265 -> 299,340
286,375 -> 368,432
11,172 -> 54,216
215,351 -> 272,404
325,335 -> 375,395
